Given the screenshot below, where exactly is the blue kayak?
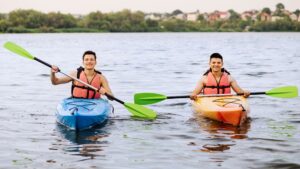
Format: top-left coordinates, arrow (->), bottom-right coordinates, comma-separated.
56,98 -> 111,131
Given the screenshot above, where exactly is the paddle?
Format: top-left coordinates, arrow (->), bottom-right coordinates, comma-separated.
3,41 -> 157,119
134,86 -> 298,105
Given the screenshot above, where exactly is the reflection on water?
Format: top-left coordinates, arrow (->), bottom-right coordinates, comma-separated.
53,123 -> 110,159
194,115 -> 251,152
201,144 -> 235,152
196,115 -> 251,139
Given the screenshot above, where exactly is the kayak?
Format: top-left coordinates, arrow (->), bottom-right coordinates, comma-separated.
192,96 -> 249,126
56,98 -> 111,131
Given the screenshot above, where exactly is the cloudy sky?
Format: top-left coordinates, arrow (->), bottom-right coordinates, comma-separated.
1,0 -> 299,14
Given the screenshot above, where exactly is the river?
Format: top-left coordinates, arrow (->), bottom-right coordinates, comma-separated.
0,33 -> 299,169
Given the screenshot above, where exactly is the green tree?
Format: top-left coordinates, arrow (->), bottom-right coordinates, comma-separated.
107,9 -> 132,32
294,9 -> 300,17
46,12 -> 77,28
293,22 -> 300,31
146,19 -> 158,27
197,14 -> 206,22
84,11 -> 108,30
8,9 -> 47,28
160,19 -> 188,31
276,3 -> 285,10
0,20 -> 9,32
171,9 -> 183,16
262,8 -> 271,15
0,13 -> 6,20
238,20 -> 252,31
274,3 -> 286,17
106,9 -> 147,32
251,19 -> 295,32
130,11 -> 146,31
209,20 -> 224,31
145,19 -> 160,31
228,9 -> 241,21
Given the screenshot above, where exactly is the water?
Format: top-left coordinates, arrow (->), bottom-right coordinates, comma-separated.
0,33 -> 300,169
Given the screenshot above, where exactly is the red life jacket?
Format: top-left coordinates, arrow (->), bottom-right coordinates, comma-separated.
71,67 -> 102,99
203,68 -> 231,94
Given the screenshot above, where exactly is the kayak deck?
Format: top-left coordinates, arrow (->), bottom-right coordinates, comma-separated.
192,96 -> 249,126
56,98 -> 111,131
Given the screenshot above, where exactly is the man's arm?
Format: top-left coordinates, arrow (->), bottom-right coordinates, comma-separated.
231,80 -> 244,94
190,76 -> 205,100
99,75 -> 113,96
50,66 -> 74,85
230,76 -> 250,97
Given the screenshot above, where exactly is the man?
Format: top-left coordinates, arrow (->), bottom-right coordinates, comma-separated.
190,53 -> 250,100
51,50 -> 113,99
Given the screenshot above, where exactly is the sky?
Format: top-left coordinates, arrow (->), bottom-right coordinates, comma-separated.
1,0 -> 300,14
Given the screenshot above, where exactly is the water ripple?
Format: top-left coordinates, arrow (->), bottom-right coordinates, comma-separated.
244,71 -> 274,77
250,146 -> 296,153
257,160 -> 300,169
39,74 -> 49,77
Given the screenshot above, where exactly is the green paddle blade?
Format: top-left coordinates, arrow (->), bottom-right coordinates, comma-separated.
266,86 -> 298,98
134,93 -> 167,105
124,103 -> 157,119
3,41 -> 35,60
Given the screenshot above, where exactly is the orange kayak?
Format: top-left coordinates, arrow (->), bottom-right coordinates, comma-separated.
192,96 -> 249,126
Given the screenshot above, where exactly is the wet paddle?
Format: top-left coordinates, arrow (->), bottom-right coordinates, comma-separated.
4,41 -> 157,119
134,86 -> 298,105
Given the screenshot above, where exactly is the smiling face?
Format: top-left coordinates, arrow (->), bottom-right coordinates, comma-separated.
209,58 -> 223,73
83,54 -> 97,70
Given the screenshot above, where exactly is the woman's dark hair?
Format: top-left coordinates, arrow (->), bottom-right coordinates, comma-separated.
210,53 -> 223,61
82,51 -> 97,60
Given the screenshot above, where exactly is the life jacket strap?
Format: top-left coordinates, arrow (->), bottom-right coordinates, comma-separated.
71,66 -> 102,99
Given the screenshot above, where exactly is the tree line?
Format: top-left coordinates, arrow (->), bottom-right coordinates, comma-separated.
1,8 -> 300,33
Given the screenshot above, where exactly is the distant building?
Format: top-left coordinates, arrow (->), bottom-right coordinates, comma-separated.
202,13 -> 209,21
145,13 -> 161,20
72,14 -> 84,19
159,13 -> 169,20
175,13 -> 186,20
289,13 -> 298,21
282,9 -> 292,16
241,10 -> 258,21
260,12 -> 272,21
208,12 -> 218,21
208,11 -> 230,21
186,10 -> 200,21
219,11 -> 230,20
271,16 -> 284,22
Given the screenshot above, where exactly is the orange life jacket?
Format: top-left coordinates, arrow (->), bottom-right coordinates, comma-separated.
203,68 -> 231,94
71,67 -> 102,99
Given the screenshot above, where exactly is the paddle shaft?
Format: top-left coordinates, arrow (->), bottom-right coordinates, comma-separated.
34,56 -> 125,104
34,57 -> 52,68
166,94 -> 237,98
248,92 -> 266,95
165,92 -> 266,99
167,95 -> 190,99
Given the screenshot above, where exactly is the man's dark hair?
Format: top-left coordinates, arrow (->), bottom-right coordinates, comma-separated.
82,51 -> 97,60
210,53 -> 223,61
